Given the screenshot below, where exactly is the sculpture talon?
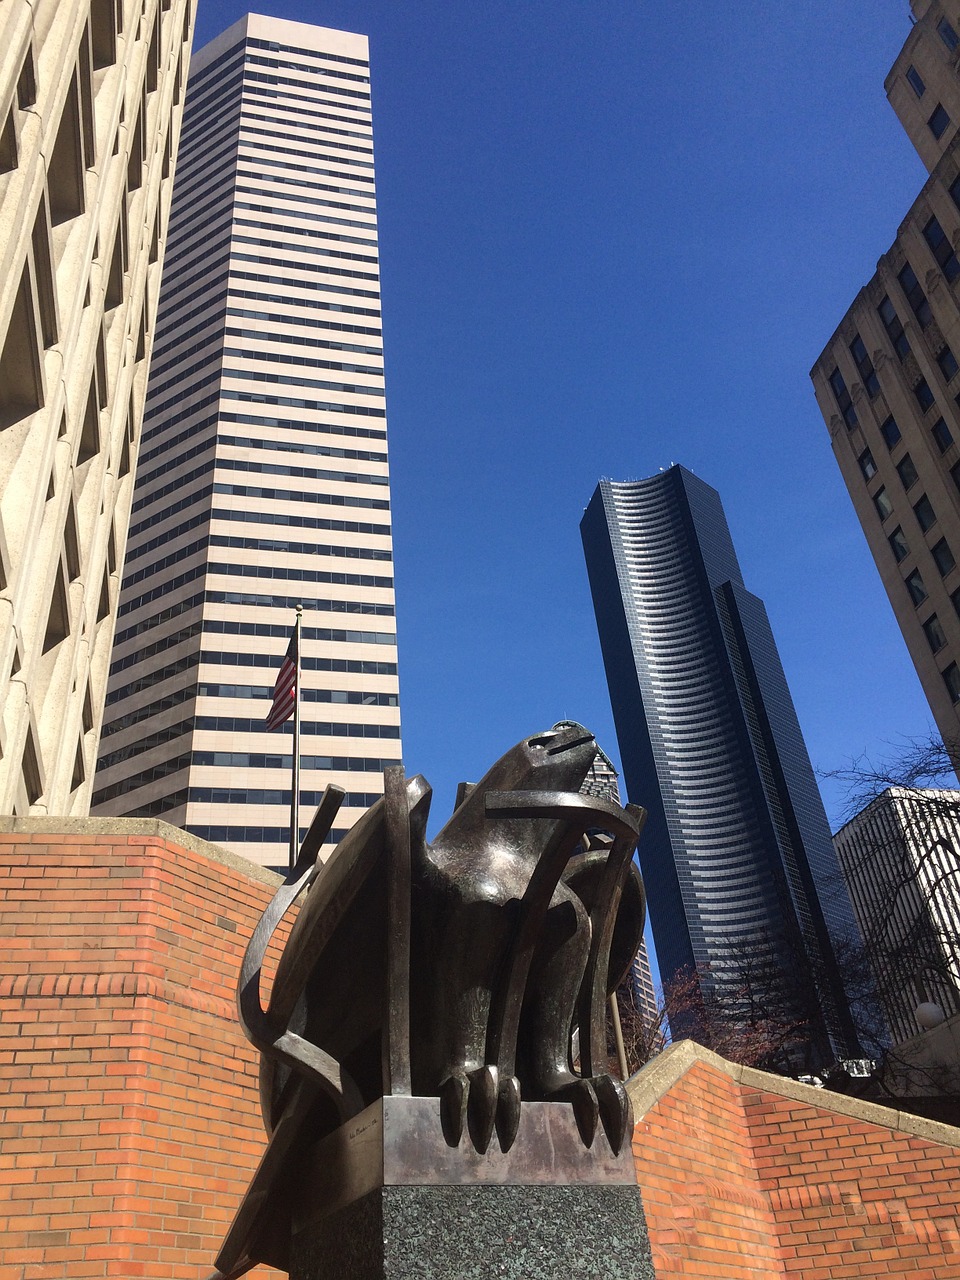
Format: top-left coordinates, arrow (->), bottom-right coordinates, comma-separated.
495,1074 -> 522,1152
439,1071 -> 469,1147
593,1074 -> 631,1155
214,725 -> 647,1279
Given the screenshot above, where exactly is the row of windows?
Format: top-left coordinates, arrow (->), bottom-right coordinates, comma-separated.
193,747 -> 396,768
193,716 -> 399,737
101,688 -> 194,740
186,826 -> 349,850
231,197 -> 376,242
222,386 -> 386,419
226,324 -> 381,357
234,147 -> 375,193
242,86 -> 373,138
238,115 -> 374,160
229,250 -> 379,295
98,720 -> 194,770
220,432 -> 386,463
242,68 -> 371,111
233,241 -> 378,282
92,754 -> 192,806
198,683 -> 398,706
245,51 -> 369,91
247,35 -> 369,71
247,35 -> 369,70
111,594 -> 397,651
203,594 -> 396,631
205,562 -> 395,591
198,644 -> 396,672
109,621 -> 201,674
227,299 -> 381,337
190,789 -> 381,808
233,184 -> 375,231
222,360 -> 383,398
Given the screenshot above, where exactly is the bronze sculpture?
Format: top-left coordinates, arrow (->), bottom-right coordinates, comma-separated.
213,725 -> 646,1280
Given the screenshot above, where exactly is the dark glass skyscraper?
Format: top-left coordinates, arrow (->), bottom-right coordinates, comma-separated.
581,465 -> 862,1068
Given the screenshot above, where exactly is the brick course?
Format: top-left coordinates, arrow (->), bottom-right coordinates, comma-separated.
5,822 -> 960,1278
0,824 -> 283,1279
631,1045 -> 960,1278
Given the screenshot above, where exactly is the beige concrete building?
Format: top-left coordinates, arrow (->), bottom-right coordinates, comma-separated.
834,786 -> 960,1044
91,15 -> 401,869
812,1 -> 960,764
0,0 -> 193,815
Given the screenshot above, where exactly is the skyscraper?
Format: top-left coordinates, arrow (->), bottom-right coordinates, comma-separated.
0,0 -> 193,814
811,2 -> 960,768
581,466 -> 862,1068
91,14 -> 401,868
834,786 -> 960,1044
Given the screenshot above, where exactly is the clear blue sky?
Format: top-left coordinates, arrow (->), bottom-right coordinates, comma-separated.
192,1 -> 938,966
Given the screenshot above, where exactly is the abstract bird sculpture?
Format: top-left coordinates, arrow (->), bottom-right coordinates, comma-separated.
212,724 -> 646,1280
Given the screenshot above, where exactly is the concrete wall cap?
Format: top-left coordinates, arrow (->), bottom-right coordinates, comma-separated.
627,1039 -> 960,1150
0,816 -> 282,886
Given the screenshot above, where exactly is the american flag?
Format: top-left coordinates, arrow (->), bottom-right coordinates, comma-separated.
266,628 -> 297,730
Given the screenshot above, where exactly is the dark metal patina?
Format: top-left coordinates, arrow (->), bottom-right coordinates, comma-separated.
212,725 -> 646,1280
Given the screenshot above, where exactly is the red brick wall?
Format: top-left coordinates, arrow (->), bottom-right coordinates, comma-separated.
0,828 -> 283,1280
633,1056 -> 960,1279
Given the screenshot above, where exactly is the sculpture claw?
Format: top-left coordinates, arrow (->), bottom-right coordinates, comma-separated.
439,1072 -> 468,1147
495,1075 -> 521,1152
466,1065 -> 499,1154
593,1074 -> 631,1155
552,1078 -> 599,1148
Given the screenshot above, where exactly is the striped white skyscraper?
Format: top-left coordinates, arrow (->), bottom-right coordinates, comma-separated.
91,14 -> 401,868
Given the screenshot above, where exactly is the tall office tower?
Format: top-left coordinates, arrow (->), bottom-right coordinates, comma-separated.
581,466 -> 863,1069
91,14 -> 401,868
834,787 -> 960,1043
812,1 -> 960,769
556,719 -> 659,1026
0,0 -> 193,814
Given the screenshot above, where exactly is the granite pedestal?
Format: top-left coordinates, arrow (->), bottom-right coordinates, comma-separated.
287,1096 -> 654,1280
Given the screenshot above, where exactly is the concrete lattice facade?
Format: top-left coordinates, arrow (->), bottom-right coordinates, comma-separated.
812,0 -> 960,766
0,0 -> 194,815
91,15 -> 401,868
834,786 -> 960,1044
581,466 -> 862,1068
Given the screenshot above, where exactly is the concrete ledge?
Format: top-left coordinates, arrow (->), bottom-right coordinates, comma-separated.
0,816 -> 282,887
626,1038 -> 960,1150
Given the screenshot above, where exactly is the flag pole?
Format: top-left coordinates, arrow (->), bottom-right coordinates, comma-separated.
289,604 -> 302,871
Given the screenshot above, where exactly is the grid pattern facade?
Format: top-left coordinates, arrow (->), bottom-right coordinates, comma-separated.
812,1 -> 960,768
581,466 -> 861,1067
0,0 -> 193,815
91,14 -> 400,868
834,786 -> 960,1044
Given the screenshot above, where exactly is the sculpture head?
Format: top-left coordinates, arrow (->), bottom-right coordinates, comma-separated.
432,724 -> 598,853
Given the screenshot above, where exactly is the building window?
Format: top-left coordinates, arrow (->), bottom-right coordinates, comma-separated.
874,486 -> 893,520
943,662 -> 960,704
914,493 -> 937,531
933,416 -> 955,452
899,262 -> 933,327
924,613 -> 948,653
906,568 -> 928,604
897,453 -> 919,489
952,459 -> 960,494
915,378 -> 936,411
938,17 -> 960,52
929,104 -> 951,140
940,347 -> 960,381
829,367 -> 857,428
889,525 -> 910,562
933,536 -> 956,576
878,295 -> 911,358
860,448 -> 878,480
849,334 -> 880,397
951,585 -> 960,618
880,415 -> 902,449
907,64 -> 926,97
923,215 -> 960,282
